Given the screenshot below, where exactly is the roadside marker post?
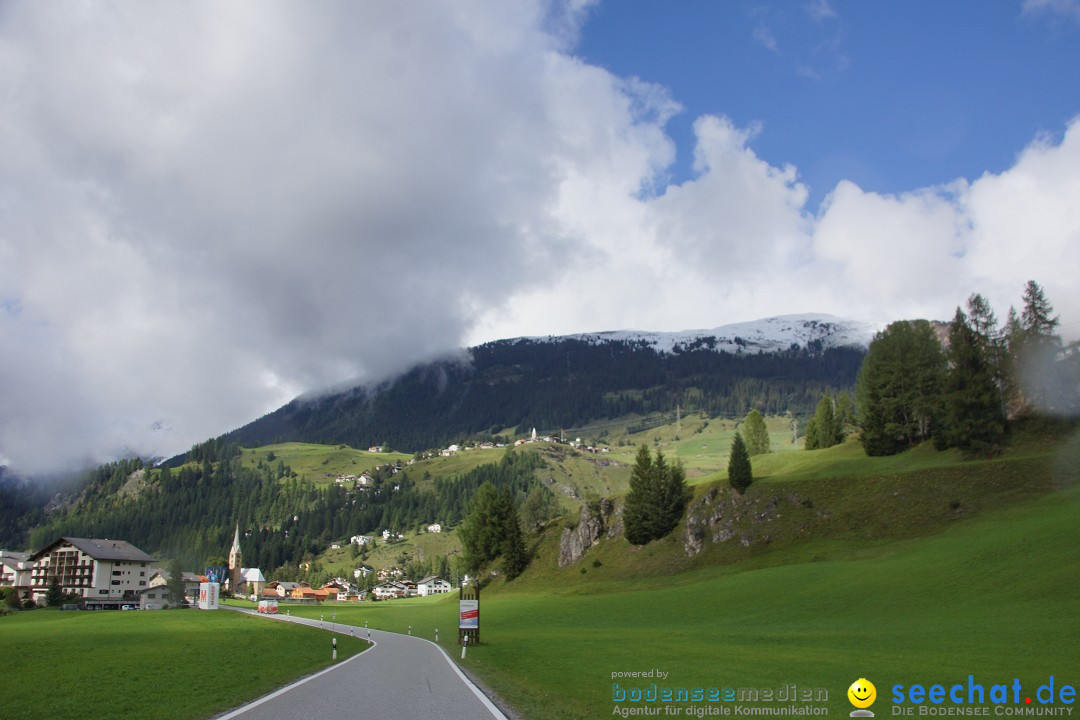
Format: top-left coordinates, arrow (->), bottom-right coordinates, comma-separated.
332,637 -> 337,661
461,634 -> 468,660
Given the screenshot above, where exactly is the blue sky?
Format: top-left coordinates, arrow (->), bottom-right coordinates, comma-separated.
576,0 -> 1080,208
1,1 -> 1078,471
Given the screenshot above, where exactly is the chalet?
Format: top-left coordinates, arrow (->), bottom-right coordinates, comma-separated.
417,576 -> 452,596
29,537 -> 155,608
372,581 -> 408,600
265,581 -> 301,598
368,446 -> 384,453
137,585 -> 174,610
0,550 -> 32,588
290,585 -> 330,603
0,550 -> 33,606
350,534 -> 374,546
426,523 -> 442,533
147,569 -> 205,603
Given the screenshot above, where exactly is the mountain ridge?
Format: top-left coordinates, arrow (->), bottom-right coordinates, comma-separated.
517,313 -> 879,355
217,313 -> 869,456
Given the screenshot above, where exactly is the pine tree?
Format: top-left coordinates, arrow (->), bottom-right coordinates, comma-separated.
623,445 -> 689,545
46,575 -> 63,607
500,506 -> 529,580
167,558 -> 186,606
1012,280 -> 1066,414
623,444 -> 657,545
804,415 -> 820,450
742,409 -> 770,456
728,434 -> 752,494
856,320 -> 946,455
940,307 -> 1005,454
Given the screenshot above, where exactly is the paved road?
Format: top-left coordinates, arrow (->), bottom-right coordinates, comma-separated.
216,608 -> 507,720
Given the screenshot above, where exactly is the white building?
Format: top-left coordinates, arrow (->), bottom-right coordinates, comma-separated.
29,537 -> 155,608
417,576 -> 452,596
426,523 -> 442,534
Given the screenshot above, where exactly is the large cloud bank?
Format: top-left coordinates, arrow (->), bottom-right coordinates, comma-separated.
1,1 -> 1077,472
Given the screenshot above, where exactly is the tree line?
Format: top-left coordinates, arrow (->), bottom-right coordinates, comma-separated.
857,281 -> 1075,456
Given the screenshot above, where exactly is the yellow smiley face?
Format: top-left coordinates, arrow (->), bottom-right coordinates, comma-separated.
848,678 -> 877,708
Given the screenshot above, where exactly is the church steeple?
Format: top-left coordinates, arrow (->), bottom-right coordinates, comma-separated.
230,524 -> 242,558
228,523 -> 243,592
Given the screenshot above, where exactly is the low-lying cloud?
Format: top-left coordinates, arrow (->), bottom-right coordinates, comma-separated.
1,1 -> 1077,474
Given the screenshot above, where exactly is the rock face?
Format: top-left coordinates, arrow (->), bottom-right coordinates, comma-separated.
684,487 -> 811,557
559,499 -> 615,567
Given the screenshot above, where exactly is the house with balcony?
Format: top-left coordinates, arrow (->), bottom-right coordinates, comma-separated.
29,537 -> 155,608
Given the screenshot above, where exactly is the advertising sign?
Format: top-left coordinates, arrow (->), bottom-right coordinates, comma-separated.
459,599 -> 479,629
198,582 -> 219,610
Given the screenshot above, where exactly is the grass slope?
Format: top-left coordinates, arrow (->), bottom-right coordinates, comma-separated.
1,608 -> 368,720
238,442 -> 413,485
279,427 -> 1080,720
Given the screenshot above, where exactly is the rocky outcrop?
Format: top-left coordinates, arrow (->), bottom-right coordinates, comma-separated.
559,498 -> 614,567
683,487 -> 811,556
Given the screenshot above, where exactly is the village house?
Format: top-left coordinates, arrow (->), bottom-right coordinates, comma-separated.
147,569 -> 205,604
29,537 -> 155,609
0,550 -> 33,606
350,534 -> 374,546
426,523 -> 442,533
372,580 -> 411,599
265,581 -> 302,598
416,576 -> 452,596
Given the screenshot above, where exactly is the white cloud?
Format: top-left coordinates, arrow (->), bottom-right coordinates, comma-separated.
0,0 -> 673,473
1023,0 -> 1080,22
2,2 -> 1078,474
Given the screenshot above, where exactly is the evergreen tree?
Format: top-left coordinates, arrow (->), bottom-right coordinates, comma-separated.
499,498 -> 529,580
167,558 -> 186,606
623,444 -> 657,545
657,454 -> 691,538
46,575 -> 63,607
940,307 -> 1005,454
459,482 -> 530,578
804,416 -> 820,450
728,434 -> 752,494
742,409 -> 770,456
1012,280 -> 1067,414
623,445 -> 689,545
856,320 -> 946,455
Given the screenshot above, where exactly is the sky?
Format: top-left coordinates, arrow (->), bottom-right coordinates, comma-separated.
1,0 -> 1078,474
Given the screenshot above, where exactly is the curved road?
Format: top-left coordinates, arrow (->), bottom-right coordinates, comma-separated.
216,608 -> 507,720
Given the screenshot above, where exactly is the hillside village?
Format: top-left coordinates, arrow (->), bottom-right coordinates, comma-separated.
0,526 -> 456,611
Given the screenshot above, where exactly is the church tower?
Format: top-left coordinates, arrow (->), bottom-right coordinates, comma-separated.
228,524 -> 243,592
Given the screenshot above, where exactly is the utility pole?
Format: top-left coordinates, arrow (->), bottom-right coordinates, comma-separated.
676,404 -> 681,440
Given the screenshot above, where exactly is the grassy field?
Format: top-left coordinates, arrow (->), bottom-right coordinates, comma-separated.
279,427 -> 1080,719
1,608 -> 369,720
238,442 -> 413,485
319,526 -> 464,576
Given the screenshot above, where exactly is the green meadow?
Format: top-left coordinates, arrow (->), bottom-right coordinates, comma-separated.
1,608 -> 368,720
238,442 -> 413,485
284,427 -> 1080,719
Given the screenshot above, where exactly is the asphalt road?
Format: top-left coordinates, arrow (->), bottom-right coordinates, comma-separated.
216,608 -> 507,720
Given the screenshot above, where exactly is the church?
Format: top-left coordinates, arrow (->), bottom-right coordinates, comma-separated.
228,525 -> 266,597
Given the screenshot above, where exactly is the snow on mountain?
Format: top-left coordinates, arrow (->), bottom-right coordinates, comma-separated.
522,314 -> 880,355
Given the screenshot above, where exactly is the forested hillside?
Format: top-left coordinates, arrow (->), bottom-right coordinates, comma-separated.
26,444 -> 554,576
223,337 -> 865,454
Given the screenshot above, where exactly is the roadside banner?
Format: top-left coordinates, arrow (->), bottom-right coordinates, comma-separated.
459,599 -> 479,629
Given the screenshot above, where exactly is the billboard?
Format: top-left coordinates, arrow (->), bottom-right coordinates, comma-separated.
459,599 -> 479,629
